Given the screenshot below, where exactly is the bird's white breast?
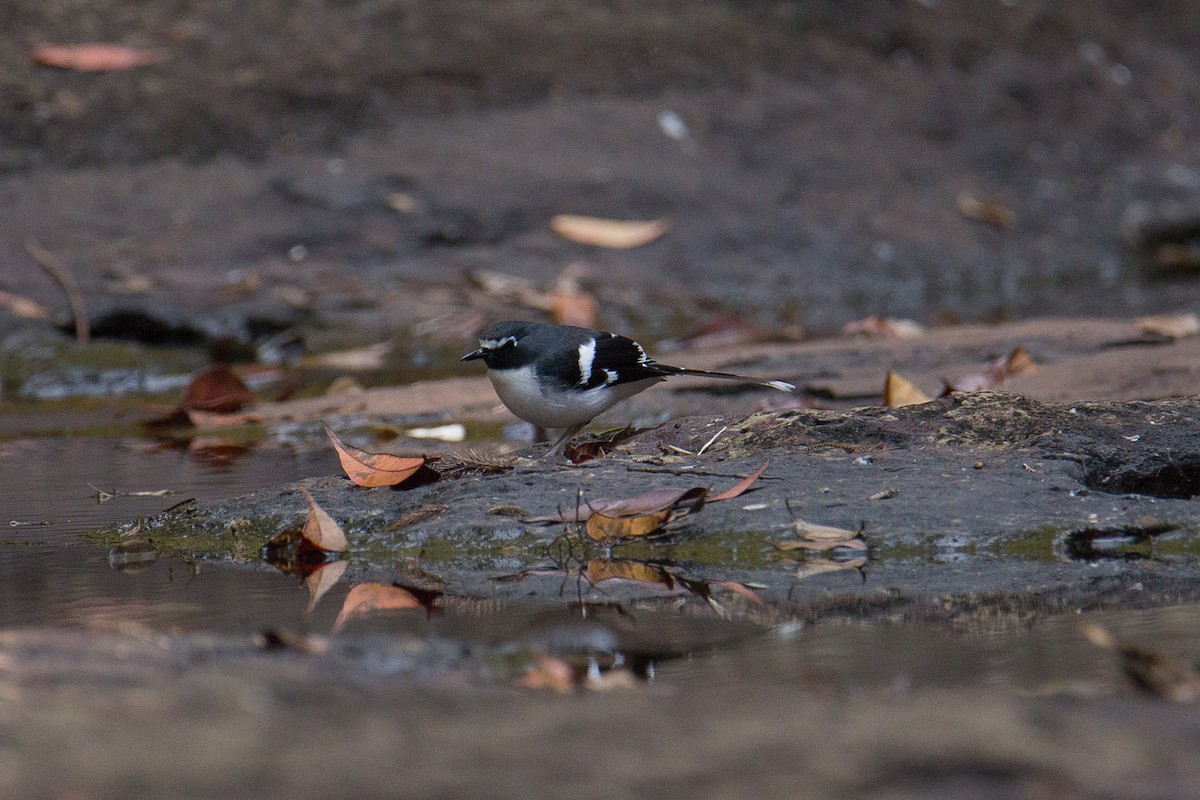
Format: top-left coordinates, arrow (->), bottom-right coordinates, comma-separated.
486,366 -> 657,429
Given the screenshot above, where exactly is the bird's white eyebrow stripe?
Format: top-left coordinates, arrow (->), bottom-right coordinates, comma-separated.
576,340 -> 596,385
479,335 -> 517,350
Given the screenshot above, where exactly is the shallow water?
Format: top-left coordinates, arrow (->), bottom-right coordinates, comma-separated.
1,436 -> 1198,695
0,437 -> 339,632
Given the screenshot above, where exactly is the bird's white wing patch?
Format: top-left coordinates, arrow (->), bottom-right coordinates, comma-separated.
576,339 -> 596,386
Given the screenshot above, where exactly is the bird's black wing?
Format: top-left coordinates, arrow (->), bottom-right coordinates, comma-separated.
578,332 -> 667,389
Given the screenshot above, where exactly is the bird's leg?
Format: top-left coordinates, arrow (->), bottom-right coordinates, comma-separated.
545,423 -> 586,460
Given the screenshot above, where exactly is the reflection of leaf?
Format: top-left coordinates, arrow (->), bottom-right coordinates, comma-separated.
586,509 -> 675,542
324,423 -> 428,488
1081,621 -> 1200,702
709,462 -> 769,502
181,365 -> 255,413
331,583 -> 422,634
791,556 -> 868,580
300,487 -> 349,553
884,369 -> 932,408
549,214 -> 669,249
304,559 -> 348,614
584,560 -> 680,590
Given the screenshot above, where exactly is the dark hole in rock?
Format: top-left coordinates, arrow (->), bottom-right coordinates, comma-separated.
85,309 -> 207,346
1082,459 -> 1200,500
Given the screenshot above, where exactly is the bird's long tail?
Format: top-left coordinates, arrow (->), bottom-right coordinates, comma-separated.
652,363 -> 795,392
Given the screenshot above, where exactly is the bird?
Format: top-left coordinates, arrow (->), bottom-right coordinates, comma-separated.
461,320 -> 795,451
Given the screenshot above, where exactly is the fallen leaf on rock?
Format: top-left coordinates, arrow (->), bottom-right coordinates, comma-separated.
585,486 -> 708,520
304,559 -> 348,614
550,265 -> 598,328
884,369 -> 932,407
300,487 -> 349,553
956,191 -> 1015,228
0,290 -> 54,321
255,629 -> 330,655
564,426 -> 639,464
34,43 -> 167,71
181,365 -> 256,413
946,346 -> 1037,393
324,423 -> 429,488
517,654 -> 576,693
532,464 -> 769,526
709,461 -> 769,502
843,315 -> 925,340
384,503 -> 449,531
331,583 -> 423,634
184,408 -> 264,429
586,508 -> 675,542
300,341 -> 392,371
1136,313 -> 1200,341
1081,621 -> 1200,702
549,214 -> 669,249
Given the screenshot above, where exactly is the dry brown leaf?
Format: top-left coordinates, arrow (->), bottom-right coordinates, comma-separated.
180,365 -> 256,413
585,509 -> 675,542
884,369 -> 932,407
584,486 -> 707,520
1136,313 -> 1200,340
956,191 -> 1015,228
304,559 -> 348,614
944,346 -> 1037,393
709,462 -> 769,502
549,214 -> 669,249
517,654 -> 576,693
324,423 -> 428,488
301,342 -> 392,371
842,315 -> 925,339
331,582 -> 422,634
0,290 -> 54,320
299,487 -> 349,553
33,43 -> 167,71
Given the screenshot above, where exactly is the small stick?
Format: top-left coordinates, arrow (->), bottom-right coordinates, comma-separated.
24,239 -> 89,344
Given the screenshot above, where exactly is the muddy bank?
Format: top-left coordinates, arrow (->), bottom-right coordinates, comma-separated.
101,391 -> 1200,619
2,1 -> 1200,342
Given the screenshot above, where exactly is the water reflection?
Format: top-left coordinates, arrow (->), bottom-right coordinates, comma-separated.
0,436 -> 338,631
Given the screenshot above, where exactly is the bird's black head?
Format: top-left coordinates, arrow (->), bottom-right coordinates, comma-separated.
460,320 -> 539,369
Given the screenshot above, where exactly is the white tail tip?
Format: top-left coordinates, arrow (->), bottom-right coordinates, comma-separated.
767,380 -> 796,392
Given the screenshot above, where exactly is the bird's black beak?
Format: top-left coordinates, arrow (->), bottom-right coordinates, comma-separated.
461,347 -> 487,362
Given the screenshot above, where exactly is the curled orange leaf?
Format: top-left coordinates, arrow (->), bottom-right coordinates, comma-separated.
324,423 -> 428,488
300,487 -> 349,553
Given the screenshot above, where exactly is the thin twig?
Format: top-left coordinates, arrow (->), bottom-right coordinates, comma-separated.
24,239 -> 89,344
695,425 -> 729,456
